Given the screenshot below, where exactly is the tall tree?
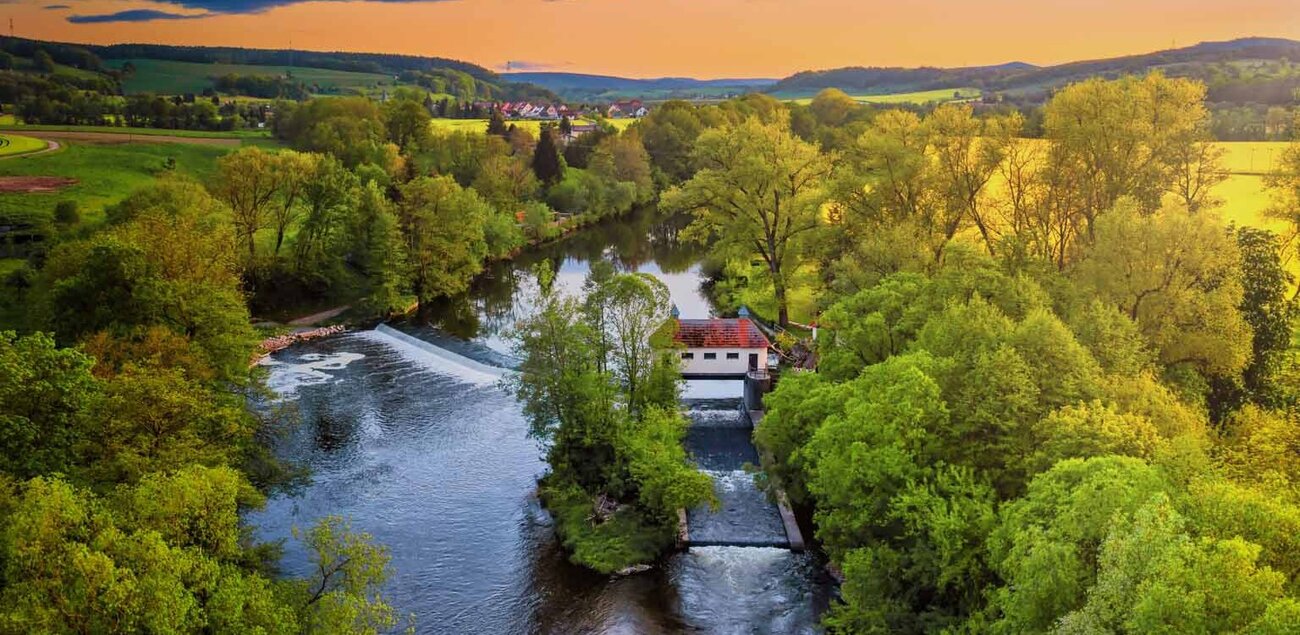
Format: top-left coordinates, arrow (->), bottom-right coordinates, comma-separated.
396,176 -> 490,303
212,146 -> 282,260
663,118 -> 833,327
531,124 -> 565,186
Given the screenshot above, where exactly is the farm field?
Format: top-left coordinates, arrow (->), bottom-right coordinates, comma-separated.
429,117 -> 637,135
0,123 -> 271,141
783,87 -> 981,105
0,134 -> 48,157
111,58 -> 395,95
0,141 -> 233,224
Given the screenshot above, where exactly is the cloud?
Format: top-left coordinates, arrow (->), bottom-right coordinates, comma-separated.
43,4 -> 71,9
499,60 -> 573,72
68,8 -> 207,23
66,0 -> 452,24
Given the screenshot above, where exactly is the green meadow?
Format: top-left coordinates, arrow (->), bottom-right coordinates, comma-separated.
0,141 -> 233,224
0,134 -> 47,157
112,58 -> 396,95
0,123 -> 271,141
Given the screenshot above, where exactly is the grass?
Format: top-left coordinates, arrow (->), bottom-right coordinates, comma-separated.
783,87 -> 981,105
112,58 -> 395,95
0,141 -> 233,225
0,134 -> 47,157
0,123 -> 271,141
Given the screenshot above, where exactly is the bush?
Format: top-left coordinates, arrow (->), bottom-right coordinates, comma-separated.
540,479 -> 673,574
53,201 -> 79,226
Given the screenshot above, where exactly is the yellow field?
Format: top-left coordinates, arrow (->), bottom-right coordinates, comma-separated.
429,117 -> 636,136
787,87 -> 981,106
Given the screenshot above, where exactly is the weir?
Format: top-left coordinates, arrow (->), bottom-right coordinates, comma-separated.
682,392 -> 804,551
368,324 -> 509,384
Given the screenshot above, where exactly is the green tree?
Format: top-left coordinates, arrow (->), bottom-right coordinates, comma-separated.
33,49 -> 55,73
663,118 -> 833,327
0,332 -> 96,480
531,125 -> 565,185
396,175 -> 489,303
382,97 -> 433,154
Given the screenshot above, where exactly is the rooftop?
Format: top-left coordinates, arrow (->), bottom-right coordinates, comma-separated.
673,318 -> 770,349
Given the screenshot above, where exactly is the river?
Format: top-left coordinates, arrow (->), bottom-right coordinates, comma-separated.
248,209 -> 833,634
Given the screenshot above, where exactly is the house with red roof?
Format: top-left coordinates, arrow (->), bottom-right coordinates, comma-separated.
671,306 -> 771,378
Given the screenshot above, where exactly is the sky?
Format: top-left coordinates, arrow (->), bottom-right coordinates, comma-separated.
4,0 -> 1300,78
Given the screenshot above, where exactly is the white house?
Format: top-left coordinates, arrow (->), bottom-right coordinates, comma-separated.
672,311 -> 771,379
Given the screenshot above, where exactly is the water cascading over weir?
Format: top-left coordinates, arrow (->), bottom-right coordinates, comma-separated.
680,379 -> 805,552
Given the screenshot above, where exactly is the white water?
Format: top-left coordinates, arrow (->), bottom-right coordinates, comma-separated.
364,325 -> 509,386
259,350 -> 367,396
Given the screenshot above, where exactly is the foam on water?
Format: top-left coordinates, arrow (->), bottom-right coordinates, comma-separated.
671,546 -> 822,635
687,469 -> 789,546
260,350 -> 366,396
362,325 -> 509,386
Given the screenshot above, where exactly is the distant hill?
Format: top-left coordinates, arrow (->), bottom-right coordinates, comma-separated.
769,37 -> 1300,105
0,36 -> 559,102
502,72 -> 775,101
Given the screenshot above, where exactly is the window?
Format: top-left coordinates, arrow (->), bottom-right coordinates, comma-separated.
681,352 -> 694,360
703,352 -> 717,360
726,352 -> 739,360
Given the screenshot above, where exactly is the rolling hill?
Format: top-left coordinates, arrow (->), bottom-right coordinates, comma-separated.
769,37 -> 1300,104
502,72 -> 775,101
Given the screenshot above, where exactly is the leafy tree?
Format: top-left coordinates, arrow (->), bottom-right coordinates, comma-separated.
531,125 -> 565,185
349,182 -> 409,317
269,151 -> 320,257
589,129 -> 654,203
33,49 -> 55,73
0,332 -> 96,480
1074,202 -> 1250,377
486,108 -> 508,137
663,118 -> 833,327
212,146 -> 282,260
396,176 -> 489,303
382,97 -> 433,154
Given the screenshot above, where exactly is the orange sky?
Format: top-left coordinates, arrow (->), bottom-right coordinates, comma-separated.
7,0 -> 1300,78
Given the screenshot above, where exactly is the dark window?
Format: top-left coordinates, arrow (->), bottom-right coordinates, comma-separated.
703,352 -> 717,360
681,352 -> 694,360
726,352 -> 739,360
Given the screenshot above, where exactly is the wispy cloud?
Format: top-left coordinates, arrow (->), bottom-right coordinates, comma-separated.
68,8 -> 207,23
499,59 -> 573,72
43,4 -> 72,9
66,0 -> 453,24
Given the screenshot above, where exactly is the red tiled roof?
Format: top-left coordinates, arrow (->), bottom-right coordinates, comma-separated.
673,318 -> 770,349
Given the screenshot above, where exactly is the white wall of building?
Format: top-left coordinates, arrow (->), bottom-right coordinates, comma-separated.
678,347 -> 768,376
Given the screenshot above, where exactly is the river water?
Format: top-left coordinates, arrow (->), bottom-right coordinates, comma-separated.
248,210 -> 833,634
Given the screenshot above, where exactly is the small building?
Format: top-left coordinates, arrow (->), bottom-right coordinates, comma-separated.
672,308 -> 771,379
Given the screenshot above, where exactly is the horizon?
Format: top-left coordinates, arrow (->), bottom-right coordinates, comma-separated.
4,0 -> 1300,78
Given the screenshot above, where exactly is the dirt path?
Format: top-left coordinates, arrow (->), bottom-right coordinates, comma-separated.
5,130 -> 241,147
0,139 -> 60,161
288,305 -> 352,327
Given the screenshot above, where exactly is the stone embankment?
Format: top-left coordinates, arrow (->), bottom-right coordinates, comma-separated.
252,325 -> 347,364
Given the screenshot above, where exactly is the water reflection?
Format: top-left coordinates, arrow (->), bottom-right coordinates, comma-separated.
249,210 -> 830,634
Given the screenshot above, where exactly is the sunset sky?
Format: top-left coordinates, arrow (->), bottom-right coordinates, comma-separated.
5,0 -> 1300,78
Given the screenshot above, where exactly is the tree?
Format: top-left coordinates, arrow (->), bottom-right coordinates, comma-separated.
0,331 -> 96,480
663,118 -> 833,327
1264,141 -> 1300,272
486,108 -> 508,137
293,516 -> 404,634
349,182 -> 409,317
270,150 -> 320,257
396,176 -> 489,303
53,201 -> 79,227
531,125 -> 564,185
33,49 -> 55,73
212,146 -> 282,260
590,129 -> 654,202
295,155 -> 360,276
1074,202 -> 1250,376
382,97 -> 433,154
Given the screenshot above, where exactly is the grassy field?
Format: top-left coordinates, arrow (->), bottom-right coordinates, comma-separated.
112,59 -> 395,95
0,134 -> 47,157
0,141 -> 233,225
0,123 -> 270,141
784,87 -> 981,105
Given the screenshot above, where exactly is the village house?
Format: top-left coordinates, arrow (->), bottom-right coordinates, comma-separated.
671,307 -> 771,379
607,99 -> 650,118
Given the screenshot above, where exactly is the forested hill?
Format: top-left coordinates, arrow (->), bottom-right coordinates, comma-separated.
502,72 -> 776,100
771,37 -> 1300,103
0,36 -> 560,102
